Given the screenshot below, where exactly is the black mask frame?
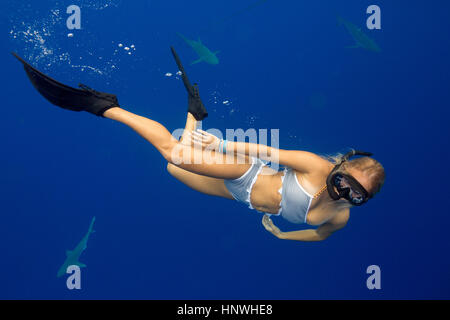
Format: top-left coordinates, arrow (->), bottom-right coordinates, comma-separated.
326,150 -> 373,206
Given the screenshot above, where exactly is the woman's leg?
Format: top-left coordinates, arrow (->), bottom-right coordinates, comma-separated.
167,163 -> 233,199
103,107 -> 251,180
168,112 -> 233,199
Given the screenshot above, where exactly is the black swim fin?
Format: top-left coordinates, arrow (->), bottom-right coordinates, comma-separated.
170,46 -> 208,121
12,52 -> 119,117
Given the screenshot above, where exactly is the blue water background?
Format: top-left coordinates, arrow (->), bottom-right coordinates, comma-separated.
0,0 -> 449,299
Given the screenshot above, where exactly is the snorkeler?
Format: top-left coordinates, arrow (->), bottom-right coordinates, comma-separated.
13,48 -> 385,242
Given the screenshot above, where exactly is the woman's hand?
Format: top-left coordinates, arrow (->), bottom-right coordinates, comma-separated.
189,129 -> 222,151
262,215 -> 284,239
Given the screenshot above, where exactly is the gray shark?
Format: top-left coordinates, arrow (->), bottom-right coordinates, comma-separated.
177,32 -> 219,65
57,217 -> 96,278
338,16 -> 381,52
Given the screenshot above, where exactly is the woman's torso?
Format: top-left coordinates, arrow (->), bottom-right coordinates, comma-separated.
250,165 -> 342,226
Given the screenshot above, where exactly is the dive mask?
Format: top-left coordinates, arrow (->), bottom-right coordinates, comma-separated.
326,150 -> 373,206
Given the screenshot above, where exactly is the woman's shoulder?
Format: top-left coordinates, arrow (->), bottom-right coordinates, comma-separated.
301,152 -> 334,173
327,208 -> 350,227
290,151 -> 334,174
295,155 -> 332,185
308,208 -> 350,227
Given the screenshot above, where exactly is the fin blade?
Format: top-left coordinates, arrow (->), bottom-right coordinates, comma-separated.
170,46 -> 194,94
13,53 -> 119,116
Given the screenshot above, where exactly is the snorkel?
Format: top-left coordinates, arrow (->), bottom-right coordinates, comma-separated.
326,150 -> 374,206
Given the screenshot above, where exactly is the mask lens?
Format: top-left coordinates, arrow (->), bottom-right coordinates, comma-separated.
334,174 -> 366,204
349,190 -> 364,204
334,174 -> 350,191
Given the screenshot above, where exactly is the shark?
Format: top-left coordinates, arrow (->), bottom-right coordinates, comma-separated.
337,15 -> 381,52
57,216 -> 96,278
176,32 -> 219,65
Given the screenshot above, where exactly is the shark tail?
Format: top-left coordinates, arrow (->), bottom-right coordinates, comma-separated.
88,216 -> 96,233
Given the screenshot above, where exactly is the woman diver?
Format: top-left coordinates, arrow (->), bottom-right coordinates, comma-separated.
12,48 -> 385,242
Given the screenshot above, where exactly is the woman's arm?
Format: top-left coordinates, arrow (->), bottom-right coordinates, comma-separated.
229,141 -> 327,174
190,130 -> 329,174
262,211 -> 349,242
279,223 -> 344,241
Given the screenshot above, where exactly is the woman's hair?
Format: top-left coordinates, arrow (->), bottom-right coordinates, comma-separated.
324,151 -> 385,196
343,157 -> 385,196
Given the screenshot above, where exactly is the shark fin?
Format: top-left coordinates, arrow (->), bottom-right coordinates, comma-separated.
77,262 -> 87,268
191,58 -> 204,65
198,37 -> 202,44
66,250 -> 73,257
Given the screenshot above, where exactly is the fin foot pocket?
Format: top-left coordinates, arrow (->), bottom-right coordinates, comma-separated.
188,83 -> 208,121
